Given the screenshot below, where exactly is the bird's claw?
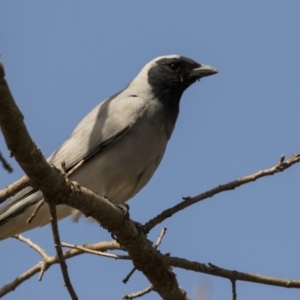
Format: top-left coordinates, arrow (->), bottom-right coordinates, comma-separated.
102,195 -> 130,218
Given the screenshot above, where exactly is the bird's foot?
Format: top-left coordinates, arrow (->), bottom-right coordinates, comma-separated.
132,221 -> 147,236
102,195 -> 130,217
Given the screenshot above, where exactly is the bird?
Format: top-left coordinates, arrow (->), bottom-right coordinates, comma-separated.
0,55 -> 218,241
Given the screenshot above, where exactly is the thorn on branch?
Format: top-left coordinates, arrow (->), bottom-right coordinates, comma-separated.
154,227 -> 167,249
38,263 -> 47,281
61,160 -> 67,174
278,154 -> 285,165
207,263 -> 219,269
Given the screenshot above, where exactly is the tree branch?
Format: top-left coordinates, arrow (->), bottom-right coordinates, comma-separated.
231,279 -> 237,300
48,202 -> 78,300
143,153 -> 300,233
167,256 -> 300,289
13,234 -> 48,259
0,151 -> 12,173
0,175 -> 31,204
61,242 -> 130,259
122,227 -> 167,284
123,285 -> 153,299
0,240 -> 121,297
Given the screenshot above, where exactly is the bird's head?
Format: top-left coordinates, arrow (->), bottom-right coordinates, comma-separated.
145,55 -> 218,95
128,55 -> 218,122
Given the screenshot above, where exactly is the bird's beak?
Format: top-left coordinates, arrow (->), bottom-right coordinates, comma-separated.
190,64 -> 218,79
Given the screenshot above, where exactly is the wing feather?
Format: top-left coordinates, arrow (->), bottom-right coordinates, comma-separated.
0,90 -> 147,222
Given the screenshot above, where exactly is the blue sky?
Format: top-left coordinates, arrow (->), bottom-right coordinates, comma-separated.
1,1 -> 300,299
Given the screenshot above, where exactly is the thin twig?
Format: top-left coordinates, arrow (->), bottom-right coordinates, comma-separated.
66,159 -> 85,177
0,175 -> 31,204
231,279 -> 237,300
122,285 -> 153,299
47,201 -> 78,300
61,242 -> 129,260
26,200 -> 45,223
0,151 -> 12,173
12,234 -> 50,281
143,153 -> 300,233
13,234 -> 48,259
0,240 -> 120,297
122,267 -> 137,284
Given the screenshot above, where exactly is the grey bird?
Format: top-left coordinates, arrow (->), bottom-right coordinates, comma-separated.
0,55 -> 218,240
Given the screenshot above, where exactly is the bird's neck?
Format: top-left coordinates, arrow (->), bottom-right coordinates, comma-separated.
156,89 -> 182,123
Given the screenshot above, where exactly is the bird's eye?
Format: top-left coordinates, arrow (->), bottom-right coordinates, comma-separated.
168,63 -> 179,71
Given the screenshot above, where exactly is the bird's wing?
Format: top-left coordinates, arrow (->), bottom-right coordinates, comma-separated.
0,90 -> 147,219
0,187 -> 39,221
48,90 -> 147,169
